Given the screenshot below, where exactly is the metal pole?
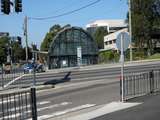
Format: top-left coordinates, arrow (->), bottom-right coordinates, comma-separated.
121,33 -> 124,102
31,88 -> 37,120
24,16 -> 29,62
33,52 -> 36,87
129,0 -> 133,61
1,66 -> 4,89
9,37 -> 13,64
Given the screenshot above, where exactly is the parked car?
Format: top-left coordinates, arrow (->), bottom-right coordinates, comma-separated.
36,64 -> 46,73
23,63 -> 34,74
24,63 -> 46,74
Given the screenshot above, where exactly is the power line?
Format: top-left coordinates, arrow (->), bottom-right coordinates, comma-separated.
29,0 -> 101,20
45,0 -> 80,15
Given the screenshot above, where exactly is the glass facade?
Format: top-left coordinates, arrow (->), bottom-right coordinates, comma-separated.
48,27 -> 98,69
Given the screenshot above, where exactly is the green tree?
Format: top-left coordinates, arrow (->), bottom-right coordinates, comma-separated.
40,32 -> 53,51
130,0 -> 160,55
0,37 -> 9,64
40,24 -> 71,51
0,36 -> 29,63
12,42 -> 24,62
94,27 -> 108,49
99,50 -> 119,63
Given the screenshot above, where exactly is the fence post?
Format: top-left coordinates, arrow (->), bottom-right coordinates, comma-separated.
1,66 -> 4,89
120,75 -> 122,101
149,70 -> 154,93
30,88 -> 37,120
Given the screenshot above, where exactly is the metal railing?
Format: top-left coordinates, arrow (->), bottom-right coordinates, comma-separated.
0,65 -> 34,90
0,88 -> 37,120
121,69 -> 160,100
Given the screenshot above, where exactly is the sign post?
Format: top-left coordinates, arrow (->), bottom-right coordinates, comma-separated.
116,32 -> 130,102
121,34 -> 124,102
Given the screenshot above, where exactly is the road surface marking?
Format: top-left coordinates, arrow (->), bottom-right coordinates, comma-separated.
37,102 -> 72,111
37,104 -> 96,120
68,102 -> 142,120
38,101 -> 51,105
0,100 -> 51,119
0,111 -> 31,120
0,93 -> 30,104
0,98 -> 16,104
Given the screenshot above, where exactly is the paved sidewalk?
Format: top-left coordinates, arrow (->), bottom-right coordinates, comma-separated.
50,92 -> 160,120
92,92 -> 160,120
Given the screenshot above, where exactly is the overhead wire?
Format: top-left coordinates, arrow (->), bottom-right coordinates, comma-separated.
41,0 -> 79,16
28,0 -> 101,20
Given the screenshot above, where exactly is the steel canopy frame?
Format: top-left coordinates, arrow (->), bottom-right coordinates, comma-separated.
48,27 -> 98,69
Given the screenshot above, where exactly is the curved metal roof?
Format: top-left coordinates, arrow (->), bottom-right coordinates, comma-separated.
48,26 -> 98,56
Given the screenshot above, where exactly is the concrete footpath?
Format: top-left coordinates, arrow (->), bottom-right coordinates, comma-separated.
92,92 -> 160,120
50,92 -> 160,120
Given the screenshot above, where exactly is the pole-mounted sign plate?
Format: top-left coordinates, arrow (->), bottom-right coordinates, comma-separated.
116,32 -> 130,52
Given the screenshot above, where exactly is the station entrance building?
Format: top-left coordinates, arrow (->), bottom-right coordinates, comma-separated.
48,27 -> 98,69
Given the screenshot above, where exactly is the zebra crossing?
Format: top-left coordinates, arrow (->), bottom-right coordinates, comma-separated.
0,97 -> 96,120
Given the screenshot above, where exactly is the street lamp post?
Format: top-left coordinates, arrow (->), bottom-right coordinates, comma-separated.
129,0 -> 133,61
24,16 -> 29,62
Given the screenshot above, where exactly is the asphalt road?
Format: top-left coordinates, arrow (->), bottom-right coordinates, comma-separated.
35,61 -> 160,119
36,78 -> 120,119
1,61 -> 160,119
1,61 -> 160,89
0,78 -> 120,119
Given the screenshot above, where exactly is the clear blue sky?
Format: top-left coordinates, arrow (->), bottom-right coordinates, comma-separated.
0,0 -> 128,48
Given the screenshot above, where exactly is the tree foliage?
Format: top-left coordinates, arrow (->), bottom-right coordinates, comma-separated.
0,36 -> 26,64
131,0 -> 160,55
98,50 -> 119,63
12,42 -> 24,62
40,24 -> 71,51
93,27 -> 108,49
0,37 -> 9,64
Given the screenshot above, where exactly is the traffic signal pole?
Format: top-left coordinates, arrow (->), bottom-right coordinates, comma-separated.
24,16 -> 29,62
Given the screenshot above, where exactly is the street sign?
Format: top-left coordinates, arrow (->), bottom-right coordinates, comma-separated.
77,46 -> 82,66
116,32 -> 130,102
116,32 -> 130,51
77,46 -> 82,58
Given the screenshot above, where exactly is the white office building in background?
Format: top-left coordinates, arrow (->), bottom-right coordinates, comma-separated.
104,28 -> 128,50
86,19 -> 127,36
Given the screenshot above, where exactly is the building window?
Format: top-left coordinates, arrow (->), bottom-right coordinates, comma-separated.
105,42 -> 108,45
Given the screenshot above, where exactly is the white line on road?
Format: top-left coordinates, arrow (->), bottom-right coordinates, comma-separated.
0,100 -> 52,120
37,102 -> 72,112
0,93 -> 30,104
0,101 -> 51,115
38,101 -> 51,105
68,102 -> 142,120
0,110 -> 31,120
0,101 -> 72,119
0,98 -> 16,104
37,104 -> 96,120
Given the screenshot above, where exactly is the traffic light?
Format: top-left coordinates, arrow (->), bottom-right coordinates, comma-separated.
15,0 -> 22,12
1,0 -> 10,15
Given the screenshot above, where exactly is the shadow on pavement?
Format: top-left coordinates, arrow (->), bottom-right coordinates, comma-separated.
43,71 -> 71,85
